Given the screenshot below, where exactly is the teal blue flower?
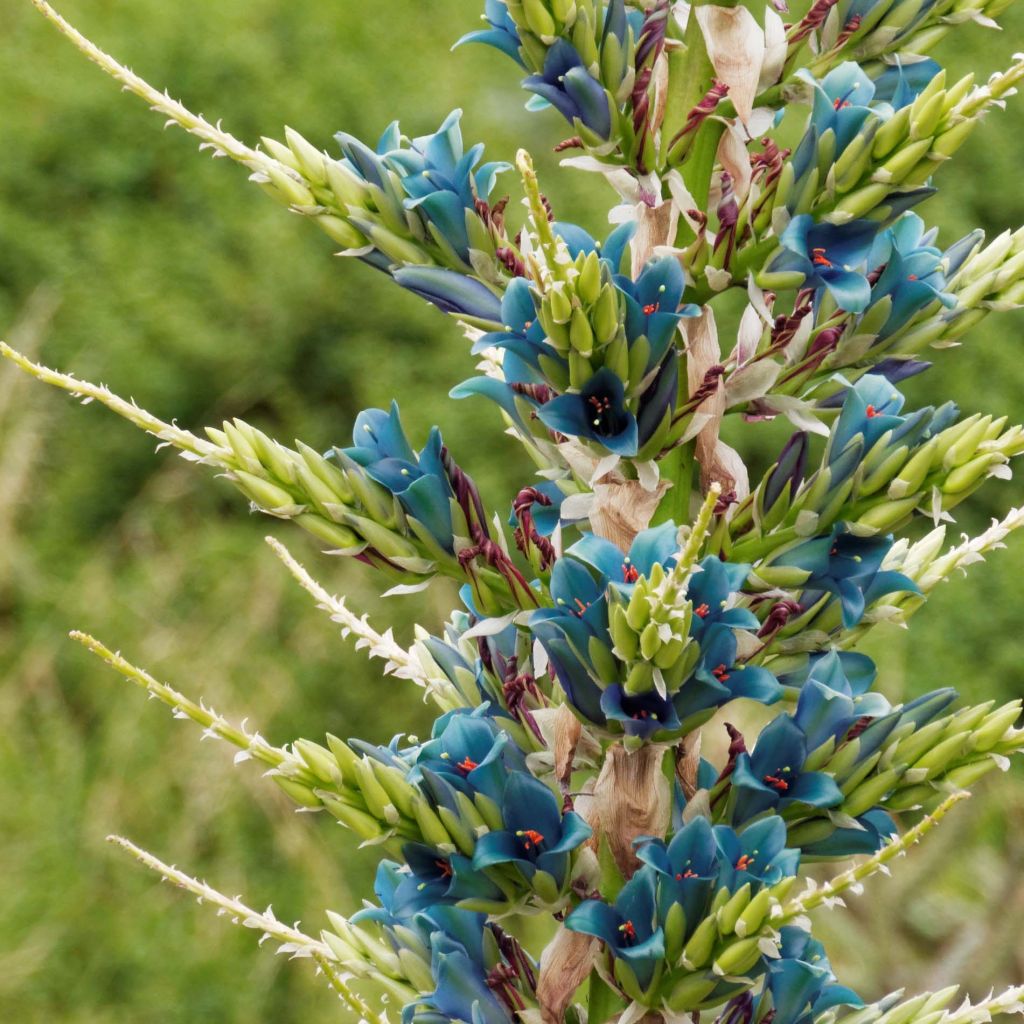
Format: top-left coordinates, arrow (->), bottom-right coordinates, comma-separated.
565,867 -> 665,991
713,816 -> 801,891
771,216 -> 879,312
524,39 -> 612,138
772,524 -> 919,628
340,402 -> 457,551
635,815 -> 719,928
472,772 -> 592,889
730,716 -> 843,823
763,927 -> 863,1024
536,367 -> 639,455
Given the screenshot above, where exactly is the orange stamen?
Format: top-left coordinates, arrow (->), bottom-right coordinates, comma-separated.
736,854 -> 755,871
456,756 -> 479,775
517,829 -> 545,850
695,603 -> 710,618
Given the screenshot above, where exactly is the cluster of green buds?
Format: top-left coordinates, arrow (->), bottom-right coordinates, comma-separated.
320,912 -> 424,1007
880,222 -> 1024,355
726,394 -> 1024,564
778,0 -> 1015,93
787,695 -> 1024,850
534,244 -> 628,391
608,559 -> 699,697
658,875 -> 800,1012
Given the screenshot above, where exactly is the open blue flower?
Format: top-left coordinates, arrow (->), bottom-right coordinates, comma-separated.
406,938 -> 514,1024
382,110 -> 509,262
454,0 -> 525,67
868,213 -> 956,337
714,816 -> 801,891
684,624 -> 782,715
798,63 -> 878,153
341,401 -> 457,551
764,927 -> 863,1024
730,716 -> 843,823
785,651 -> 891,751
685,558 -> 758,641
523,39 -> 612,138
601,684 -> 682,740
615,257 -> 700,369
536,367 -> 639,455
472,772 -> 592,889
772,216 -> 879,312
566,867 -> 666,991
395,843 -> 506,916
773,524 -> 919,629
408,708 -> 528,803
636,815 -> 719,926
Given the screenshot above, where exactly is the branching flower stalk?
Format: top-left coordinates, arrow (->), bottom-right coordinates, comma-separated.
10,0 -> 1024,1022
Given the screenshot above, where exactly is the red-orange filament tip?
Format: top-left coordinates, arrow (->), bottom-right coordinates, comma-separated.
622,562 -> 640,583
619,920 -> 637,942
695,603 -> 710,618
712,663 -> 731,682
642,302 -> 659,315
763,773 -> 791,792
456,756 -> 479,775
517,829 -> 545,850
736,854 -> 755,871
811,246 -> 833,268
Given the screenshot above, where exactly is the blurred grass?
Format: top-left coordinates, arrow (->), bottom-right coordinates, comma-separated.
2,0 -> 1024,1019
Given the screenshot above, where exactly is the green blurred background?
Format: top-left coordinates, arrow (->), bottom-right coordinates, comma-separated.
2,1 -> 1024,1019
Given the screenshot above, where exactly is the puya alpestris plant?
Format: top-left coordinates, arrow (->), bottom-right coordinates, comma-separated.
8,0 -> 1024,1021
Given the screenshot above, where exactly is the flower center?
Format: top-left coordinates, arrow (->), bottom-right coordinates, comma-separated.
811,246 -> 834,268
763,767 -> 792,792
866,404 -> 879,418
622,559 -> 640,583
516,829 -> 545,850
435,859 -> 453,878
675,869 -> 698,880
695,603 -> 710,618
618,920 -> 638,944
456,756 -> 479,775
642,302 -> 659,315
572,597 -> 591,618
736,854 -> 756,871
712,663 -> 731,682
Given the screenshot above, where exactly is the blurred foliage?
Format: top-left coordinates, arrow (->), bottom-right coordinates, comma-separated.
2,0 -> 1024,1020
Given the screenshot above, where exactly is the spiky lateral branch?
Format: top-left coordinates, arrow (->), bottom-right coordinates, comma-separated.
73,632 -> 446,853
830,984 -> 1024,1024
784,791 -> 969,919
29,1 -> 284,179
265,537 -> 467,712
107,836 -> 385,1023
30,0 -> 518,307
0,342 -> 536,612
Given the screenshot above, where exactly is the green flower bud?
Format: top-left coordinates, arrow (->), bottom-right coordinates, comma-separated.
712,936 -> 763,977
665,973 -> 719,1012
715,883 -> 751,936
681,913 -> 719,970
